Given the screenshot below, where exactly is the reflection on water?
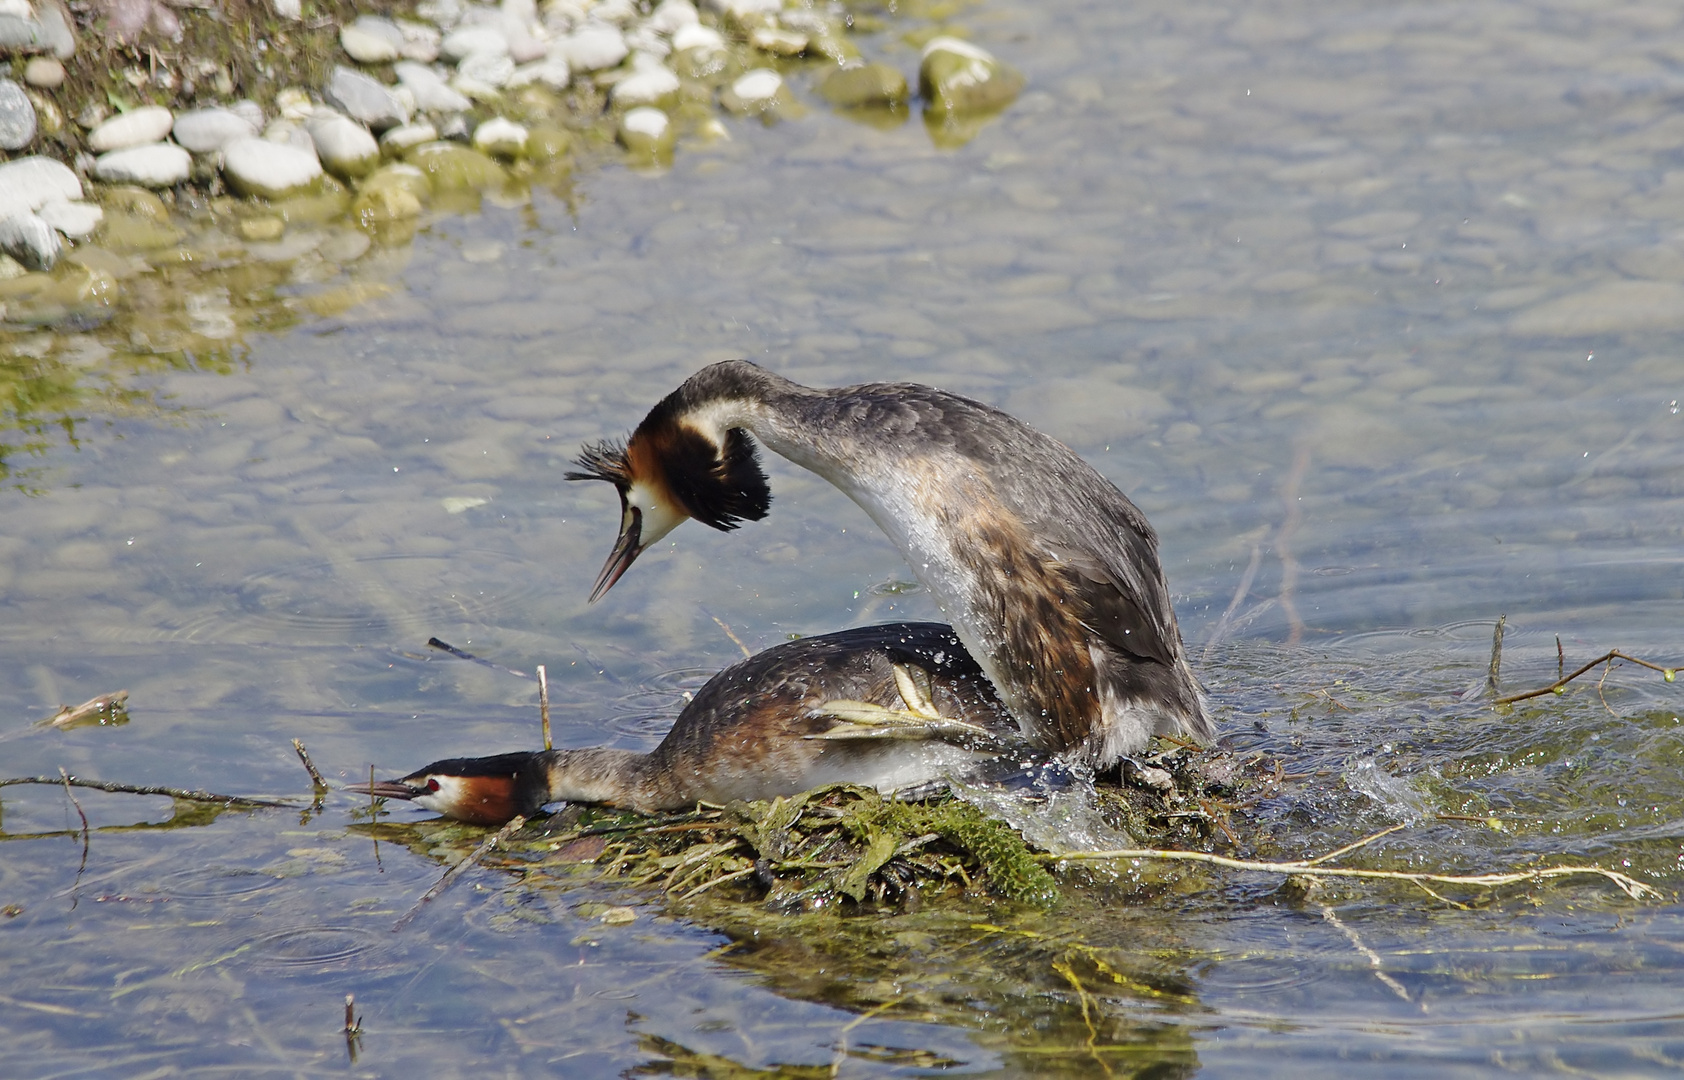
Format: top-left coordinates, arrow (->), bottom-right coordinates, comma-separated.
3,0 -> 1684,1074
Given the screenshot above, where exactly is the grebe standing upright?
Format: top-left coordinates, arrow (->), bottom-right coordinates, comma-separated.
348,623 -> 1024,823
569,360 -> 1214,769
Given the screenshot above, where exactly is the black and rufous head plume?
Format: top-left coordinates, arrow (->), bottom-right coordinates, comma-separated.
566,377 -> 772,601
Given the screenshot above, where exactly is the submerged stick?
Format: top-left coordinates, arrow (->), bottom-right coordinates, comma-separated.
0,775 -> 295,808
1486,615 -> 1506,692
292,739 -> 329,795
392,814 -> 527,931
426,637 -> 530,679
1043,847 -> 1661,901
1493,650 -> 1677,706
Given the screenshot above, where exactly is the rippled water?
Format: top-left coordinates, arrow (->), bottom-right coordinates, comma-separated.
4,0 -> 1684,1075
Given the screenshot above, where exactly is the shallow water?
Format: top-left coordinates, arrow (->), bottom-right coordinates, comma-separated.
4,0 -> 1684,1075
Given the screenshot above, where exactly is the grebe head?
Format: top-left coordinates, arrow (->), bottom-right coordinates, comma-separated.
568,386 -> 771,601
345,752 -> 549,826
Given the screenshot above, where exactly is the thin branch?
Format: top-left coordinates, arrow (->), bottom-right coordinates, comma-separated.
1318,902 -> 1410,1001
392,814 -> 527,931
1041,847 -> 1661,901
1301,823 -> 1408,866
537,664 -> 552,752
292,739 -> 328,795
59,768 -> 90,904
0,776 -> 296,808
1493,650 -> 1678,706
703,608 -> 753,660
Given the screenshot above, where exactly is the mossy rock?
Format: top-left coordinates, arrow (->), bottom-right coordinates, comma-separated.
819,62 -> 909,109
919,36 -> 1025,115
352,164 -> 430,224
406,142 -> 508,192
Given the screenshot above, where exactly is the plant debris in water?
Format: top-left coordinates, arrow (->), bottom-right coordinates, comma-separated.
373,743 -> 1285,915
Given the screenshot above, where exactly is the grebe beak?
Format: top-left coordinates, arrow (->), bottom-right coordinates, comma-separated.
589,504 -> 644,603
343,778 -> 430,801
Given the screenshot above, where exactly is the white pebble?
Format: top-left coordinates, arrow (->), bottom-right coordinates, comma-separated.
37,199 -> 103,238
611,66 -> 680,107
94,143 -> 191,187
621,106 -> 668,138
172,107 -> 258,153
471,116 -> 528,158
671,23 -> 724,52
0,156 -> 81,220
441,25 -> 509,62
308,114 -> 380,179
222,137 -> 323,200
647,0 -> 699,34
457,50 -> 516,88
87,106 -> 175,153
731,68 -> 783,103
395,61 -> 473,113
554,23 -> 628,71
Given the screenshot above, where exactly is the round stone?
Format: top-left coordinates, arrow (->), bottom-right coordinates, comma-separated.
671,23 -> 724,53
456,50 -> 515,88
308,114 -> 380,180
172,107 -> 258,153
0,157 -> 81,220
93,143 -> 191,187
380,121 -> 439,157
610,66 -> 680,108
341,16 -> 404,63
919,36 -> 1024,114
441,26 -> 509,62
87,105 -> 174,153
0,80 -> 35,150
618,106 -> 673,157
0,211 -> 61,271
23,58 -> 65,90
394,61 -> 472,113
222,137 -> 324,200
352,164 -> 430,223
556,24 -> 628,71
507,57 -> 571,90
724,68 -> 783,110
471,116 -> 528,159
325,66 -> 410,130
648,0 -> 699,34
37,199 -> 102,238
818,61 -> 909,109
408,142 -> 505,190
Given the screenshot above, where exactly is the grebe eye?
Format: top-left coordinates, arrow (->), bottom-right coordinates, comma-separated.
426,778 -> 441,793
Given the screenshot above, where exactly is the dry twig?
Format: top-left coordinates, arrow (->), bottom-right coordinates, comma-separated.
1493,650 -> 1677,706
1043,846 -> 1660,901
292,739 -> 328,794
0,775 -> 294,808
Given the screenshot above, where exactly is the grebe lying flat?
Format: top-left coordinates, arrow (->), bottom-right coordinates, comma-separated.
348,622 -> 1025,824
569,360 -> 1213,769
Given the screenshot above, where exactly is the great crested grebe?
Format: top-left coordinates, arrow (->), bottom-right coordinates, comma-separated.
348,622 -> 1026,824
568,360 -> 1214,768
